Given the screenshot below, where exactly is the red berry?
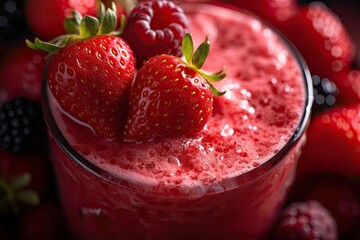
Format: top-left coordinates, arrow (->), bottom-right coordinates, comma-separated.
125,54 -> 214,140
274,201 -> 338,240
283,2 -> 355,78
123,0 -> 189,67
224,0 -> 299,25
16,201 -> 69,240
47,35 -> 135,139
335,69 -> 360,104
124,33 -> 226,141
25,0 -> 98,40
0,44 -> 46,106
28,5 -> 136,139
297,104 -> 360,177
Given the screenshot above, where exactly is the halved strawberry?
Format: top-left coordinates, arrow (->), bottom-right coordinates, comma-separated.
25,0 -> 98,40
297,104 -> 360,177
27,4 -> 136,139
124,33 -> 226,141
282,2 -> 355,78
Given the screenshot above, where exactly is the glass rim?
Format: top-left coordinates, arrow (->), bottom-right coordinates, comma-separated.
42,1 -> 313,192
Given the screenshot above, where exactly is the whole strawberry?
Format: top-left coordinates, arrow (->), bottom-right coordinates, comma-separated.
297,104 -> 360,177
25,0 -> 98,40
224,0 -> 299,25
124,33 -> 226,141
27,4 -> 136,139
282,2 -> 355,78
0,44 -> 46,106
123,0 -> 189,67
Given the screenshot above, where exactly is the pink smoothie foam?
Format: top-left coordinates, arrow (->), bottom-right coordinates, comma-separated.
46,3 -> 308,239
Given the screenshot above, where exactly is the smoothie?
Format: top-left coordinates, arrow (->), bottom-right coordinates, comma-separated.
44,2 -> 312,240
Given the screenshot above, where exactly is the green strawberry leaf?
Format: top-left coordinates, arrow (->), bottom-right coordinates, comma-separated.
26,3 -> 120,53
80,15 -> 100,38
208,81 -> 227,97
98,8 -> 117,35
64,10 -> 82,34
182,33 -> 194,65
181,33 -> 227,97
26,38 -> 61,52
201,69 -> 227,82
10,173 -> 31,190
192,36 -> 210,69
97,2 -> 106,22
16,190 -> 40,206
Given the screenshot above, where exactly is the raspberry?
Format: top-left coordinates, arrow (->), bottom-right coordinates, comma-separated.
274,201 -> 338,240
0,98 -> 44,153
123,0 -> 189,67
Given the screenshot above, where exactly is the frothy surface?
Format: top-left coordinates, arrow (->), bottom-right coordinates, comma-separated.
50,4 -> 305,196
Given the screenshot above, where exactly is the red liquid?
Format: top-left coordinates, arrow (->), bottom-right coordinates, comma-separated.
45,3 -> 310,240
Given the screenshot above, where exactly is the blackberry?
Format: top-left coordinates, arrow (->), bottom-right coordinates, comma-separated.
0,0 -> 29,41
312,75 -> 338,115
274,201 -> 338,240
0,98 -> 44,153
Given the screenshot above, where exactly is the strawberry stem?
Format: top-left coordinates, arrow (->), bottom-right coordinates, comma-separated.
192,36 -> 210,69
181,33 -> 227,96
26,2 -> 120,53
0,173 -> 39,215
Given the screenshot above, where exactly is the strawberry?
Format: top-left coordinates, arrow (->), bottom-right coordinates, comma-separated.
123,0 -> 189,67
222,0 -> 299,25
335,69 -> 360,104
25,0 -> 98,40
296,104 -> 360,177
27,4 -> 136,139
124,33 -> 226,141
282,2 -> 355,78
0,44 -> 46,106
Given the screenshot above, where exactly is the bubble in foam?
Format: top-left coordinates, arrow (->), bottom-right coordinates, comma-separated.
168,156 -> 181,167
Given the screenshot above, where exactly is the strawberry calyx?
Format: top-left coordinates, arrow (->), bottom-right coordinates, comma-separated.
25,2 -> 123,53
0,172 -> 39,214
182,33 -> 227,97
